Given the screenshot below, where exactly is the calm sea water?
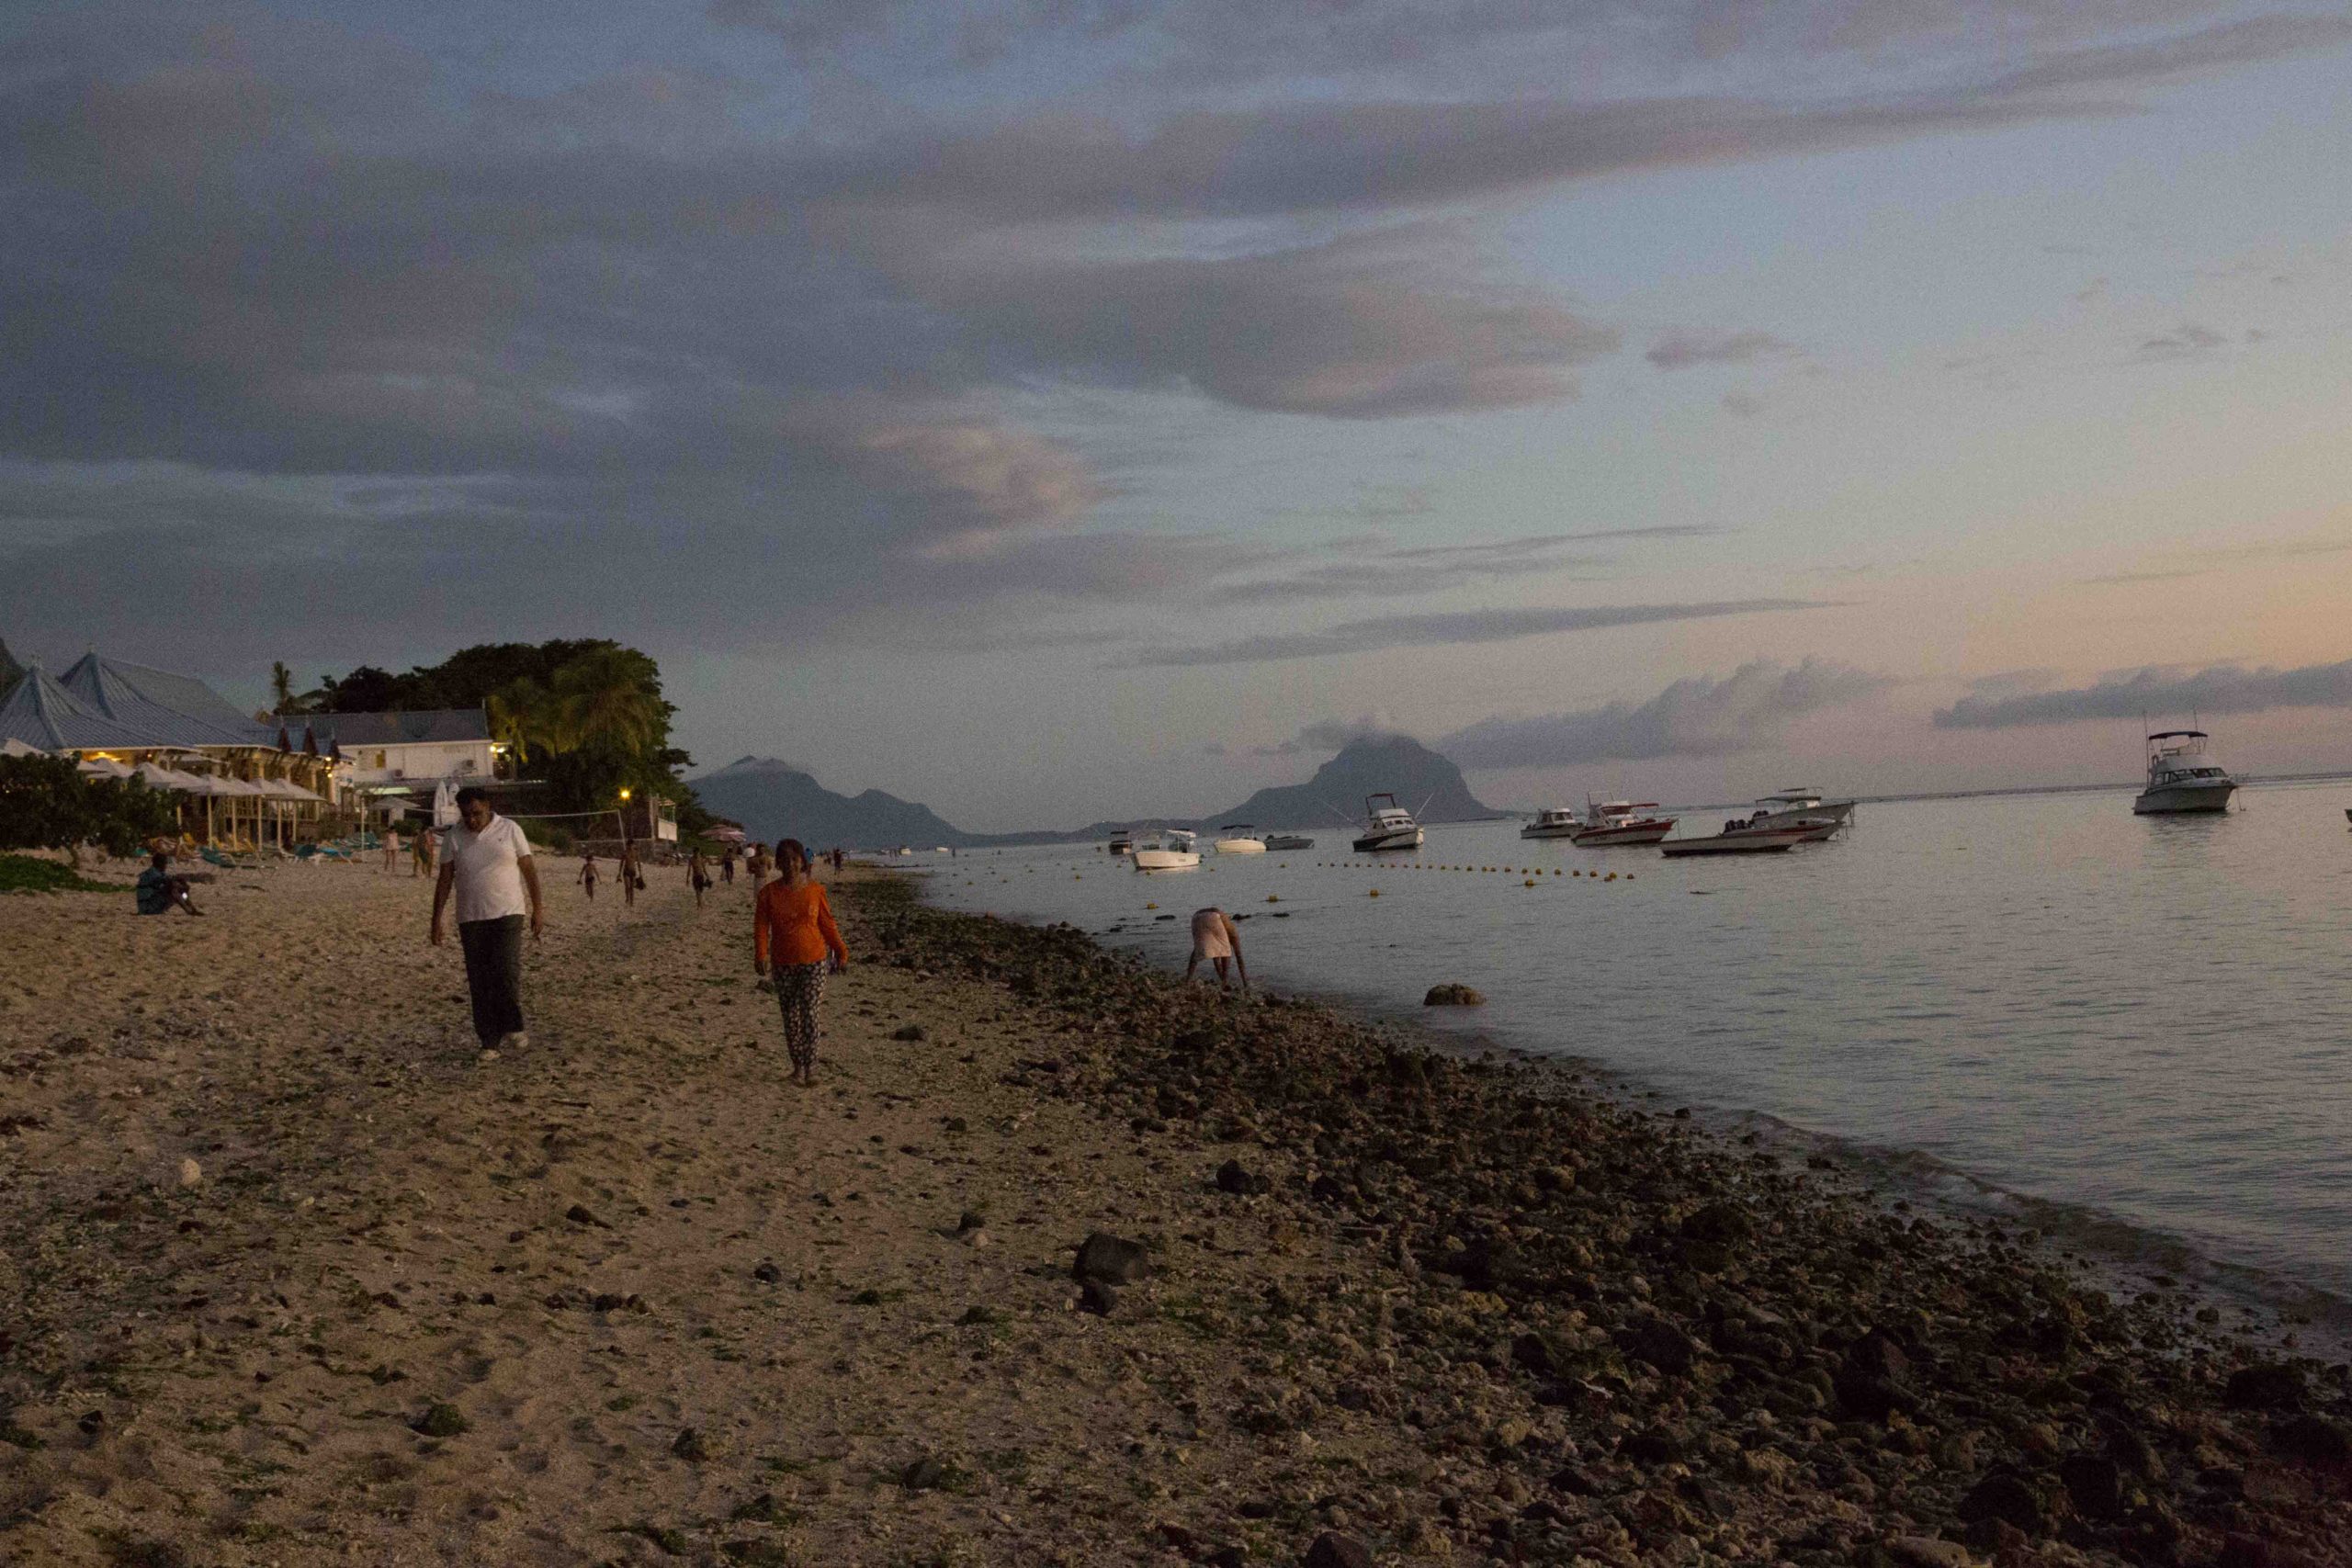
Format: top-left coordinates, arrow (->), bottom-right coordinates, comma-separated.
920,783 -> 2352,1314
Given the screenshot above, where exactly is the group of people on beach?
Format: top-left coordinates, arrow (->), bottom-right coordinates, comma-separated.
430,788 -> 849,1080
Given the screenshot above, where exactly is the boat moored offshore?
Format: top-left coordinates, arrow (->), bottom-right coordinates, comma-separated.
1351,794 -> 1425,852
1213,824 -> 1268,854
1568,797 -> 1677,847
1746,788 -> 1855,841
2133,730 -> 2236,815
1132,829 -> 1202,870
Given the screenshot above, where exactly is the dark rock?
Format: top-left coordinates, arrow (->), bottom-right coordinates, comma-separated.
563,1203 -> 607,1227
410,1403 -> 468,1438
1423,984 -> 1486,1007
1510,1332 -> 1555,1376
1620,1425 -> 1684,1464
1205,1549 -> 1249,1568
2216,1533 -> 2272,1568
1956,1472 -> 2043,1535
2273,1414 -> 2352,1464
1548,1464 -> 1602,1496
1835,1328 -> 1914,1419
1073,1231 -> 1150,1284
1616,1314 -> 1697,1377
891,1024 -> 927,1042
1307,1174 -> 1348,1204
1302,1533 -> 1373,1568
752,1262 -> 782,1283
1080,1279 -> 1120,1315
1215,1159 -> 1270,1196
1680,1201 -> 1753,1243
672,1427 -> 710,1461
956,1210 -> 987,1234
2058,1451 -> 2123,1520
2223,1362 -> 2305,1412
900,1456 -> 950,1491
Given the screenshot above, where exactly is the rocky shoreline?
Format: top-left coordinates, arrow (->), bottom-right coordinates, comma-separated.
866,876 -> 2352,1565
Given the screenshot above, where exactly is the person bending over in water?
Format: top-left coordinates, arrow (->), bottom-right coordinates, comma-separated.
135,851 -> 204,916
752,837 -> 848,1086
1185,906 -> 1248,993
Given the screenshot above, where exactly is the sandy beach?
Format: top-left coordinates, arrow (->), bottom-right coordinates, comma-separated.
3,858 -> 2349,1566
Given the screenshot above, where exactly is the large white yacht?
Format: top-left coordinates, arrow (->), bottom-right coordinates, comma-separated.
2133,730 -> 2237,815
1351,793 -> 1425,852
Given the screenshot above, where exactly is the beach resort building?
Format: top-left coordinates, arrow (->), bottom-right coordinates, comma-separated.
284,709 -> 495,787
0,652 -> 341,846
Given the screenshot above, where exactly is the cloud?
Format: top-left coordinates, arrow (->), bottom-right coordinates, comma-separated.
1933,658 -> 2352,728
920,235 -> 1623,418
1253,714 -> 1410,756
1212,525 -> 1721,604
1645,330 -> 1798,369
1721,390 -> 1766,417
1440,657 -> 1891,768
2135,321 -> 2228,359
1120,598 -> 1833,667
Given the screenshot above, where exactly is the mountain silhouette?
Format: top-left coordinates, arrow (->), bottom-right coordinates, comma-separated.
687,735 -> 1498,849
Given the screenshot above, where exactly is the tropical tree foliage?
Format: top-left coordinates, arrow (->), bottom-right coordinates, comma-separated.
300,639 -> 706,819
0,756 -> 178,860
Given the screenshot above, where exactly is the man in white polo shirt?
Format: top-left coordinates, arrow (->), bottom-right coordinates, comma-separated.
430,786 -> 545,1053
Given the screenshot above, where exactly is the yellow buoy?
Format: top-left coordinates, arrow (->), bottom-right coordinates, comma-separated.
1523,878 -> 1535,887
1266,894 -> 1280,903
1368,888 -> 1380,897
1144,902 -> 1158,909
1605,873 -> 1616,882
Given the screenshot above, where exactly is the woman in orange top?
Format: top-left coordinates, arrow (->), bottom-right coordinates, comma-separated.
752,837 -> 849,1085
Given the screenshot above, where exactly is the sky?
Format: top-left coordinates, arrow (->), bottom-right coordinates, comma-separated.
4,0 -> 2350,829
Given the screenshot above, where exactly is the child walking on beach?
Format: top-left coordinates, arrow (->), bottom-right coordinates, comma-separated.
752,838 -> 848,1086
579,853 -> 599,902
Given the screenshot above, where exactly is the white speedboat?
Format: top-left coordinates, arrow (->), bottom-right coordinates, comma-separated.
1214,824 -> 1268,854
1351,794 -> 1424,852
1746,788 -> 1855,841
1521,807 -> 1580,840
1532,797 -> 1677,846
1133,829 -> 1202,871
1264,833 -> 1313,852
2134,730 -> 2236,815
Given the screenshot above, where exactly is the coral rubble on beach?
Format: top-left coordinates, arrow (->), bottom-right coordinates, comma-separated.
1,863 -> 2346,1565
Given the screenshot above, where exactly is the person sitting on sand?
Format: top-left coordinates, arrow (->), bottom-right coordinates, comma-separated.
578,852 -> 599,902
1185,906 -> 1248,993
752,837 -> 848,1087
135,851 -> 204,917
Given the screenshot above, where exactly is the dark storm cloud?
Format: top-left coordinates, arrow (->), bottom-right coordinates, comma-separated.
1440,657 -> 1890,767
1933,659 -> 2352,728
1119,599 -> 1830,667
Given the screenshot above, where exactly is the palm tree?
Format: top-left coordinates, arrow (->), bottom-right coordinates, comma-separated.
487,678 -> 550,766
270,661 -> 298,715
552,649 -> 666,757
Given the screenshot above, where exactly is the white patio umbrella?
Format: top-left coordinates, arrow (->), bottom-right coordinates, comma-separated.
4,737 -> 47,758
78,756 -> 136,779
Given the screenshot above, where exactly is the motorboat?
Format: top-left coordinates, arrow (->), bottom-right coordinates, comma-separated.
1746,787 -> 1855,841
1521,807 -> 1580,840
1214,824 -> 1268,854
1563,797 -> 1677,846
1106,828 -> 1133,856
1351,793 -> 1425,852
1132,829 -> 1201,871
1659,822 -> 1809,857
2134,730 -> 2236,815
1264,833 -> 1313,852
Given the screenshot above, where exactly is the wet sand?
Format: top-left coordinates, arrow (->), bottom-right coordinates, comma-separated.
2,858 -> 2347,1566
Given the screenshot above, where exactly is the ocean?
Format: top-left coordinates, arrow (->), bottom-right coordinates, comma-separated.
916,781 -> 2352,1330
